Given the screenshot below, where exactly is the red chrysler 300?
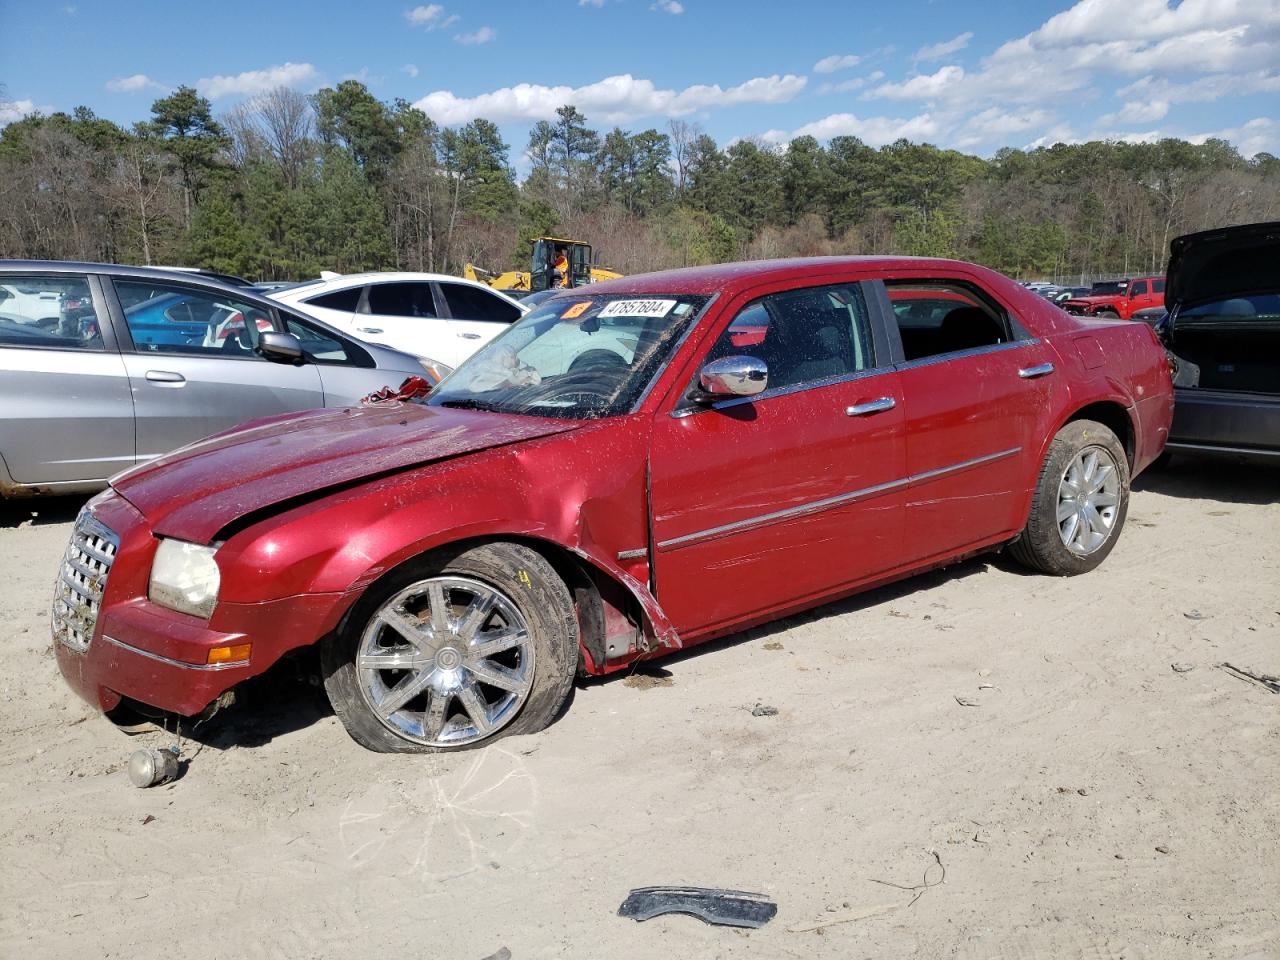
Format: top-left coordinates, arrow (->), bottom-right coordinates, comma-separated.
54,257 -> 1174,753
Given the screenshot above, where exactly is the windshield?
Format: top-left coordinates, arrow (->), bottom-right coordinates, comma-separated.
1178,294 -> 1280,327
1090,281 -> 1127,295
428,293 -> 711,419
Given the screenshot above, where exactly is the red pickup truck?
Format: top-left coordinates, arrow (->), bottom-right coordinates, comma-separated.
1061,277 -> 1165,320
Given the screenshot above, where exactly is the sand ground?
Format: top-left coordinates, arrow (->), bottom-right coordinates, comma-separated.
1,458 -> 1277,960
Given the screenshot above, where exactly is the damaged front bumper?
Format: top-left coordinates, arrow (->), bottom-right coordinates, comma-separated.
53,491 -> 347,717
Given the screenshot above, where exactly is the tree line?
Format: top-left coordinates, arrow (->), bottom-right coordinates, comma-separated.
2,80 -> 1277,283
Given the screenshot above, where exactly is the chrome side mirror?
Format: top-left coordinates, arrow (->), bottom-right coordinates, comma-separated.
696,355 -> 768,401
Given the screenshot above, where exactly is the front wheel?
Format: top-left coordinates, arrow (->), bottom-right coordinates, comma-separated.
1008,419 -> 1130,575
321,542 -> 578,752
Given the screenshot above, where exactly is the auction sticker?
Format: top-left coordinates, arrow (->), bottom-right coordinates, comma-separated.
598,299 -> 677,318
561,301 -> 591,319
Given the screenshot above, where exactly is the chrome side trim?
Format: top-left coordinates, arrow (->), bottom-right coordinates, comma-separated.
656,446 -> 1022,551
616,548 -> 648,561
672,364 -> 889,418
894,338 -> 1037,373
909,446 -> 1021,485
101,634 -> 249,671
1164,442 -> 1280,458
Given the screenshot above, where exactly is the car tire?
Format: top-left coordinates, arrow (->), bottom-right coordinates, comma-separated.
321,542 -> 578,753
1008,419 -> 1130,576
1095,309 -> 1120,319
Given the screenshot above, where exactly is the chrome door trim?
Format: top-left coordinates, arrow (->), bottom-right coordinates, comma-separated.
655,446 -> 1022,552
671,364 -> 890,418
894,338 -> 1038,373
616,547 -> 648,561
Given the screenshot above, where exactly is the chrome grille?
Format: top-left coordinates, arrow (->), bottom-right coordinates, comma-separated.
52,513 -> 119,652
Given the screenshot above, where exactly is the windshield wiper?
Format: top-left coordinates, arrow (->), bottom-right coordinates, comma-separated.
437,398 -> 503,412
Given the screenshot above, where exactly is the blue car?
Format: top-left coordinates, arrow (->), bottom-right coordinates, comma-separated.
124,293 -> 271,351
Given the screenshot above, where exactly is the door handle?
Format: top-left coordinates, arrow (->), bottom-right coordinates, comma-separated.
846,397 -> 896,416
1018,362 -> 1055,379
356,326 -> 384,334
145,370 -> 185,383
457,332 -> 482,340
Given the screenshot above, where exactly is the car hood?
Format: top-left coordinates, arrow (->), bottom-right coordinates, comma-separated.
1167,221 -> 1280,309
110,403 -> 583,543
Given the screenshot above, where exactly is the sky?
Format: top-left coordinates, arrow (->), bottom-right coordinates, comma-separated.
1,0 -> 1278,167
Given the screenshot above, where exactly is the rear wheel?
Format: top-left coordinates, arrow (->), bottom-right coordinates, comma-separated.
1009,419 -> 1130,575
321,542 -> 578,752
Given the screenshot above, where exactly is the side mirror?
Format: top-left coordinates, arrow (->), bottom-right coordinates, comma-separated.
694,355 -> 768,402
258,331 -> 305,364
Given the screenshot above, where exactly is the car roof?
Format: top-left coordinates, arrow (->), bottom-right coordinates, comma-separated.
271,271 -> 527,307
577,256 -> 996,297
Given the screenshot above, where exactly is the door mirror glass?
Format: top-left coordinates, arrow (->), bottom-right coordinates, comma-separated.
697,355 -> 768,400
258,330 -> 305,363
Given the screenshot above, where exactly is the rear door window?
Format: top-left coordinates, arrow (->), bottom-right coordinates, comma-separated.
439,283 -> 522,323
367,282 -> 438,318
0,276 -> 104,351
885,281 -> 1013,361
305,287 -> 363,311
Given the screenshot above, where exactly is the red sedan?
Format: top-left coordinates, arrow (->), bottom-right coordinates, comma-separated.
54,257 -> 1174,753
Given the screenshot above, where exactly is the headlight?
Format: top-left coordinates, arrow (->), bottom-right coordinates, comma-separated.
149,539 -> 221,619
418,358 -> 454,384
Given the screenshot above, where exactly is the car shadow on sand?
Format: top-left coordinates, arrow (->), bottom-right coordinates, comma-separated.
1135,455 -> 1279,505
587,555 -> 1000,685
0,494 -> 88,528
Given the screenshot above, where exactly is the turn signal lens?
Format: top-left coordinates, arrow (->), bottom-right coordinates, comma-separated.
207,643 -> 251,665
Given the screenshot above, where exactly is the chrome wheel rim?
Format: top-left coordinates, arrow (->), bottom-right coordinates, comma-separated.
1056,446 -> 1121,556
357,576 -> 535,747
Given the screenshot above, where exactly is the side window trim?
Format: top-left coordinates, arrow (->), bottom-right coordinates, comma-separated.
430,282 -> 452,320
875,275 -> 1032,368
673,279 -> 890,416
105,277 -> 279,361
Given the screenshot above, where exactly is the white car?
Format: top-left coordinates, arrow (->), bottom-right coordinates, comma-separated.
270,272 -> 528,371
0,281 -> 66,326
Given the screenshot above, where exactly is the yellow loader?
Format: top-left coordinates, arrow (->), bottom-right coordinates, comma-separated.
464,237 -> 622,294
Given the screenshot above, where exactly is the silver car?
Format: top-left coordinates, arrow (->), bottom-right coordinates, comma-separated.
0,261 -> 434,497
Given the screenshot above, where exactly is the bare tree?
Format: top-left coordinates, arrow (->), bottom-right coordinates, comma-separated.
668,119 -> 700,196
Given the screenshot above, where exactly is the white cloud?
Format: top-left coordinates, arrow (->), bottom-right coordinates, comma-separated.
455,26 -> 496,45
1096,99 -> 1170,126
409,3 -> 455,26
868,65 -> 965,100
1188,117 -> 1280,158
954,107 -> 1053,147
1117,70 -> 1280,105
913,31 -> 973,62
414,72 -> 806,125
0,99 -> 38,125
651,0 -> 683,12
580,0 -> 606,5
106,73 -> 165,94
789,111 -> 942,146
197,62 -> 320,100
814,54 -> 861,74
402,64 -> 419,78
818,71 -> 884,95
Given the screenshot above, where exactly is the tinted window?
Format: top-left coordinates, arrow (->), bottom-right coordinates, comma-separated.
305,287 -> 363,311
705,283 -> 874,392
115,280 -> 274,358
440,283 -> 522,323
1153,279 -> 1166,293
367,282 -> 438,318
0,276 -> 103,351
886,281 -> 1011,361
1131,281 -> 1147,296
